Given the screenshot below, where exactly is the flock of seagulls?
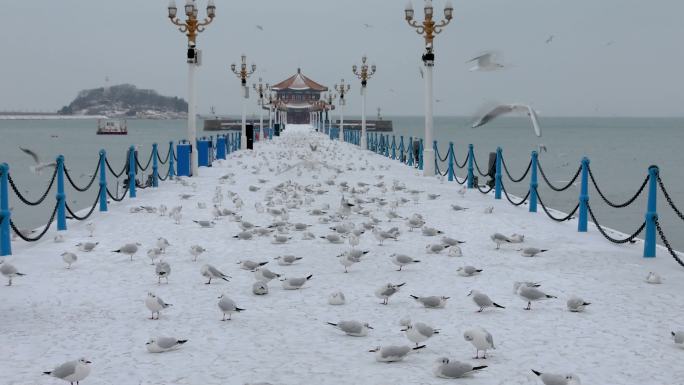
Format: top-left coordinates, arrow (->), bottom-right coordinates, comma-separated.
2,128 -> 674,384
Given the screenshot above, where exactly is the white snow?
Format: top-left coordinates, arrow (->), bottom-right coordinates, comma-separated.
3,125 -> 684,385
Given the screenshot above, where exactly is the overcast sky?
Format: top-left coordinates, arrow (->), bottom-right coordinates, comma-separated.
2,0 -> 683,117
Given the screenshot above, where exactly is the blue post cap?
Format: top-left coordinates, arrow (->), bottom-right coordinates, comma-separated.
531,150 -> 538,156
153,143 -> 158,147
649,165 -> 659,172
99,149 -> 106,156
0,163 -> 8,172
582,157 -> 590,165
56,155 -> 65,162
469,144 -> 474,149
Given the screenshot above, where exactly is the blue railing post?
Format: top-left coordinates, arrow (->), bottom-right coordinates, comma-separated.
216,135 -> 225,160
168,141 -> 176,178
578,157 -> 590,232
98,150 -> 108,212
385,135 -> 389,156
447,142 -> 455,182
643,166 -> 659,258
391,136 -> 396,160
56,155 -> 67,231
418,139 -> 424,171
529,151 -> 539,213
0,163 -> 11,256
399,136 -> 405,162
152,144 -> 159,188
467,144 -> 475,188
494,147 -> 503,199
128,146 -> 136,199
408,137 -> 414,167
433,140 -> 438,173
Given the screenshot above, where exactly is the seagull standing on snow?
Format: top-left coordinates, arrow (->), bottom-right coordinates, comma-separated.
464,327 -> 495,359
201,264 -> 231,284
566,296 -> 591,312
473,104 -> 542,137
401,321 -> 440,346
390,254 -> 420,271
217,294 -> 245,321
468,290 -> 505,312
61,252 -> 78,269
145,292 -> 172,320
375,282 -> 405,305
43,358 -> 92,384
411,295 -> 449,309
0,259 -> 26,286
155,261 -> 171,284
112,243 -> 141,261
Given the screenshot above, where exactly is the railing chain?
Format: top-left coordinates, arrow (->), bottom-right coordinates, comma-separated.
535,187 -> 579,222
589,167 -> 649,209
538,162 -> 582,192
64,157 -> 100,192
502,157 -> 532,183
65,186 -> 101,221
587,203 -> 644,244
657,176 -> 684,222
8,168 -> 57,206
655,219 -> 684,267
10,202 -> 59,242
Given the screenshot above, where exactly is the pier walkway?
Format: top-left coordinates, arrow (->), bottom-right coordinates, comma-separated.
3,125 -> 683,384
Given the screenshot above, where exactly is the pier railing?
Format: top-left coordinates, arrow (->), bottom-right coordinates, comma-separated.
338,131 -> 684,266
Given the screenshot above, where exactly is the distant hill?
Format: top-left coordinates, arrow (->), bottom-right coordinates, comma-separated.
58,84 -> 188,119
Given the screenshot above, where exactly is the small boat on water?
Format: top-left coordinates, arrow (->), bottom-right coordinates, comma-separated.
97,119 -> 127,135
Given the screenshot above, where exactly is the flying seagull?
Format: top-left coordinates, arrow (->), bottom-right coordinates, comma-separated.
472,104 -> 542,137
545,35 -> 554,44
363,23 -> 373,28
256,25 -> 264,31
467,51 -> 504,71
19,147 -> 56,175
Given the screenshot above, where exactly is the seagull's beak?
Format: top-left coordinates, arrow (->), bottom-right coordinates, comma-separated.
400,328 -> 408,332
467,291 -> 472,297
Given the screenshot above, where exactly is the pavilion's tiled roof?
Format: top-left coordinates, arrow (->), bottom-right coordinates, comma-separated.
271,68 -> 328,92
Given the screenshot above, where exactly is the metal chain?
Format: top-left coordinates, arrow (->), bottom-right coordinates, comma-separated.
502,156 -> 532,183
136,151 -> 153,172
476,184 -> 494,194
535,187 -> 579,222
64,158 -> 100,192
10,201 -> 59,242
8,168 -> 57,206
106,157 -> 128,178
436,146 -> 449,163
589,167 -> 649,208
587,203 -> 644,244
157,147 -> 171,165
657,176 -> 684,222
65,187 -> 101,221
454,152 -> 469,169
655,219 -> 684,267
501,182 -> 530,206
106,186 -> 129,202
538,162 -> 582,192
453,175 -> 467,185
472,155 -> 490,177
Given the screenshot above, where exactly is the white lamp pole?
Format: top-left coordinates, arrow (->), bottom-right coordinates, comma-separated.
231,54 -> 256,150
334,80 -> 350,141
167,0 -> 216,176
405,0 -> 453,176
353,56 -> 376,150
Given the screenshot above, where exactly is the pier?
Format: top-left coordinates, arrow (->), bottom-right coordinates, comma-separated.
2,126 -> 684,384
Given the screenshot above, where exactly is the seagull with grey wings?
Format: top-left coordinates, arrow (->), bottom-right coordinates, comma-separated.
467,51 -> 505,72
19,147 -> 57,175
473,104 -> 542,137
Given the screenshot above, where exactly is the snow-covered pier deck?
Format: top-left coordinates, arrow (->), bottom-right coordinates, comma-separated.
3,125 -> 683,385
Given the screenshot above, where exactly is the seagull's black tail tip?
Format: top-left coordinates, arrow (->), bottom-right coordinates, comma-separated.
43,372 -> 52,376
410,295 -> 419,299
177,340 -> 188,344
235,307 -> 245,312
493,303 -> 505,309
473,365 -> 488,371
413,345 -> 426,350
306,274 -> 313,280
326,322 -> 338,326
531,370 -> 542,376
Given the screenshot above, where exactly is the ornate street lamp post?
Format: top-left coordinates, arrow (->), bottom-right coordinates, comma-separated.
334,80 -> 351,142
405,0 -> 453,176
167,0 -> 216,176
352,55 -> 376,150
253,78 -> 269,141
324,92 -> 337,134
231,54 -> 256,150
265,89 -> 276,135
